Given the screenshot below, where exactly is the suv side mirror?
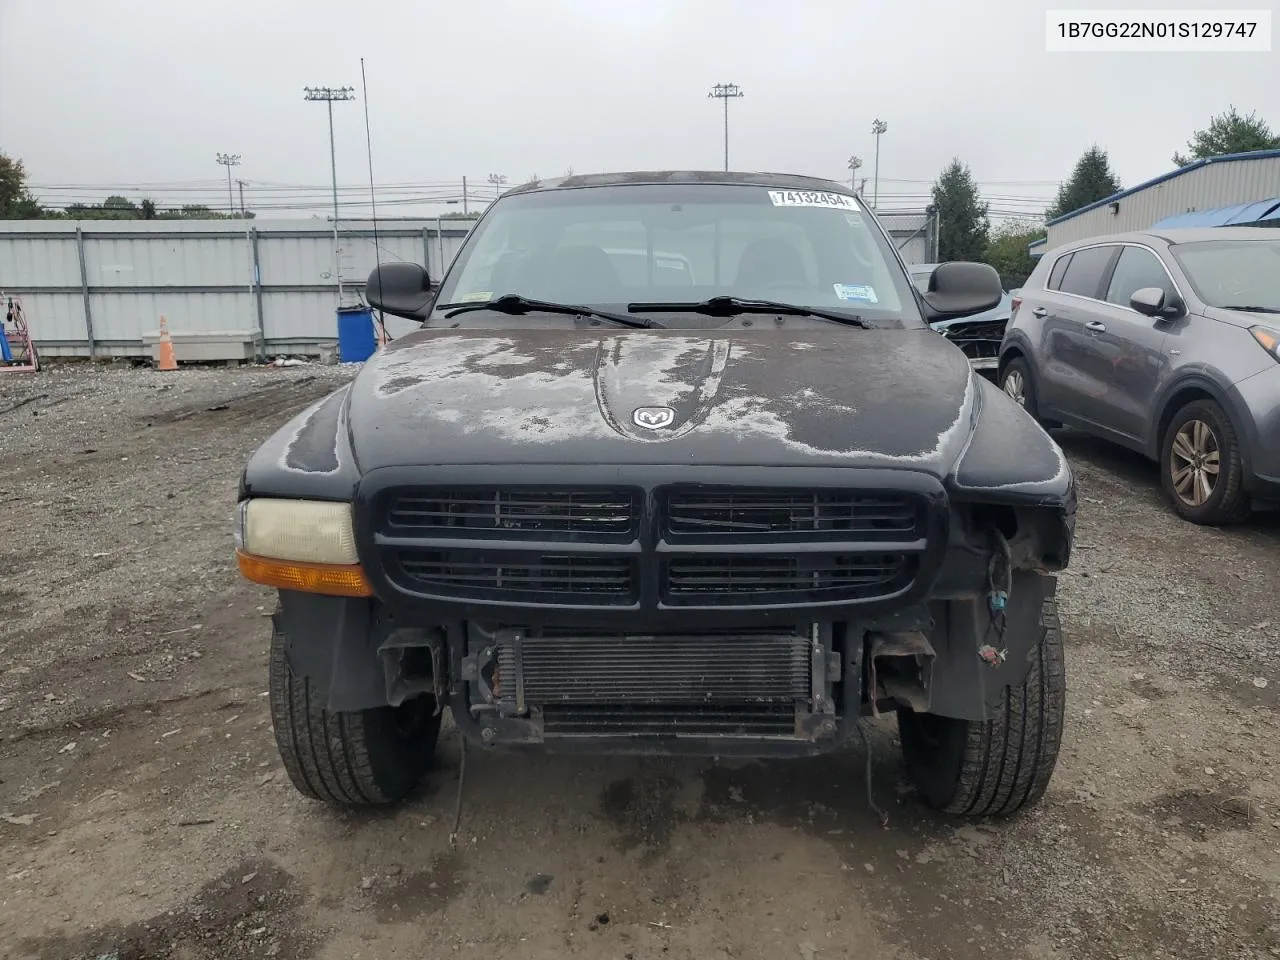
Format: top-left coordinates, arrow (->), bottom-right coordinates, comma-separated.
919,262 -> 1003,321
1130,286 -> 1184,319
367,262 -> 435,321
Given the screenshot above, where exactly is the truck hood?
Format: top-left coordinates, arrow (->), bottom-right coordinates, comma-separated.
343,327 -> 981,475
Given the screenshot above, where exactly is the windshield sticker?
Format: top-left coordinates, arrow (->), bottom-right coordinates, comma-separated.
458,291 -> 492,303
844,213 -> 865,228
834,283 -> 878,304
768,190 -> 859,210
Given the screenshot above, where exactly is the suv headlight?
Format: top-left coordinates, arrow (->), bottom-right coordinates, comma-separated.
234,499 -> 371,597
1250,325 -> 1280,361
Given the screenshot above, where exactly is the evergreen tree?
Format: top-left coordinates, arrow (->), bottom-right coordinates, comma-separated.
1046,146 -> 1122,220
930,159 -> 989,262
1172,105 -> 1280,165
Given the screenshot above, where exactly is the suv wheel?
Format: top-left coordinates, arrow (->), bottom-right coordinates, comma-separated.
897,598 -> 1065,818
999,357 -> 1056,428
1160,398 -> 1250,525
268,615 -> 442,805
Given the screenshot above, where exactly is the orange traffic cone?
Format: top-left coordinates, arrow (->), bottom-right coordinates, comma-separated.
156,315 -> 178,371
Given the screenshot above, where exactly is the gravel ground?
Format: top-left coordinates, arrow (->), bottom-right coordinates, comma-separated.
0,363 -> 1276,960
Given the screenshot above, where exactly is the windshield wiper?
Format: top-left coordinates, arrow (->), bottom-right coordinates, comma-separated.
628,296 -> 872,329
1219,305 -> 1280,314
440,294 -> 661,329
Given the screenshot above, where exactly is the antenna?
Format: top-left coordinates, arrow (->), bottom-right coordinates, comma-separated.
359,57 -> 388,343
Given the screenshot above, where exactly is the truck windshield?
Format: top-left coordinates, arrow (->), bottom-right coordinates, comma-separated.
430,182 -> 925,328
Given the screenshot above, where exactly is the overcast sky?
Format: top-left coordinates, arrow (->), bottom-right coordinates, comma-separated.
1,0 -> 1277,221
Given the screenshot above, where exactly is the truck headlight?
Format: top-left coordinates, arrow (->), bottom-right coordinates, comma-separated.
234,499 -> 372,597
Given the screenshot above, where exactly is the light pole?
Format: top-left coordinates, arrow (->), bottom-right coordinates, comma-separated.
870,119 -> 888,210
847,155 -> 863,193
304,85 -> 356,305
215,153 -> 240,215
707,83 -> 744,171
488,173 -> 508,199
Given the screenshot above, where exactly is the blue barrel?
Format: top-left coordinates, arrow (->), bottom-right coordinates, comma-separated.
336,306 -> 377,363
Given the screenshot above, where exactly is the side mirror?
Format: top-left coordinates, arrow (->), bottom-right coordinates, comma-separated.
366,262 -> 434,321
1130,286 -> 1184,319
919,262 -> 1003,321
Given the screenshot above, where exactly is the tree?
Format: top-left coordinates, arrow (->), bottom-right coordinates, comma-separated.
930,158 -> 989,262
140,198 -> 157,220
984,222 -> 1045,290
1046,146 -> 1121,220
1172,105 -> 1280,166
0,152 -> 45,218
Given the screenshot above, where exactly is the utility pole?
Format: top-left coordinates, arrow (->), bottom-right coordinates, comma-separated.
707,82 -> 744,172
488,173 -> 508,199
870,119 -> 888,210
215,153 -> 240,215
237,179 -> 247,216
304,85 -> 356,305
462,175 -> 468,214
847,155 -> 863,192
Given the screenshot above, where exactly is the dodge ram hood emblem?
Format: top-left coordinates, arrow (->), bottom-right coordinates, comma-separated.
632,406 -> 676,429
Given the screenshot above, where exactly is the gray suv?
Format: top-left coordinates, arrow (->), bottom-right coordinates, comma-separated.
998,227 -> 1280,524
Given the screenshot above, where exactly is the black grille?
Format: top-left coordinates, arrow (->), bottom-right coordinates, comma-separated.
386,488 -> 636,537
542,705 -> 797,738
394,550 -> 635,602
664,489 -> 919,538
663,554 -> 910,605
940,320 -> 1007,361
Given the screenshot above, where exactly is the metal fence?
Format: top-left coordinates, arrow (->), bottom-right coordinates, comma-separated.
0,218 -> 472,357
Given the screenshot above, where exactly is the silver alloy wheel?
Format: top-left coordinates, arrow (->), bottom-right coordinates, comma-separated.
1003,370 -> 1025,405
1170,419 -> 1221,507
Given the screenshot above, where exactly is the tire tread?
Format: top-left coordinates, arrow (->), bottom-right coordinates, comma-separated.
900,597 -> 1066,818
267,614 -> 439,806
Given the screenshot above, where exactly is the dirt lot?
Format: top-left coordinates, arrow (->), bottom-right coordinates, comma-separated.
1,363 -> 1277,960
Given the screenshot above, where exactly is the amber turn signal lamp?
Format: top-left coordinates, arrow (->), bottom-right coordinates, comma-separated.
235,550 -> 374,597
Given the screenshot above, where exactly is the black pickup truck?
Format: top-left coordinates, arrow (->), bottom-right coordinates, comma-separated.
235,171 -> 1075,819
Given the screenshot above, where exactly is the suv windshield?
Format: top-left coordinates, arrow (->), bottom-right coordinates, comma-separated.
1169,238 -> 1280,312
430,183 -> 924,328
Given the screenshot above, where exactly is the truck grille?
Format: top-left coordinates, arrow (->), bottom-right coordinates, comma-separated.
387,487 -> 636,538
664,489 -> 919,538
663,554 -> 911,605
372,481 -> 933,609
395,549 -> 636,602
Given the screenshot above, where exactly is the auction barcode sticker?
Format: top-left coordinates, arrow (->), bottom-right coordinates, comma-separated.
1046,9 -> 1272,51
768,190 -> 859,210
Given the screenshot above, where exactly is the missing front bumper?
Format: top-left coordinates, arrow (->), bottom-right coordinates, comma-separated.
449,621 -> 854,755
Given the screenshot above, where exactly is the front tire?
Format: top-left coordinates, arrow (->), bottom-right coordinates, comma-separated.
897,598 -> 1065,818
1159,398 -> 1251,525
268,618 -> 442,805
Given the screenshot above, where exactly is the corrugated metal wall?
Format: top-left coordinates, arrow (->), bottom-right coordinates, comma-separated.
1045,155 -> 1280,248
0,219 -> 472,356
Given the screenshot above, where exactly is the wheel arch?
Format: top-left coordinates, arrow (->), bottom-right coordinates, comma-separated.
1150,375 -> 1250,467
996,343 -> 1026,381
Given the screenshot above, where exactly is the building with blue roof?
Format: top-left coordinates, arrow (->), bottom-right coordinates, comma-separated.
1029,148 -> 1280,257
